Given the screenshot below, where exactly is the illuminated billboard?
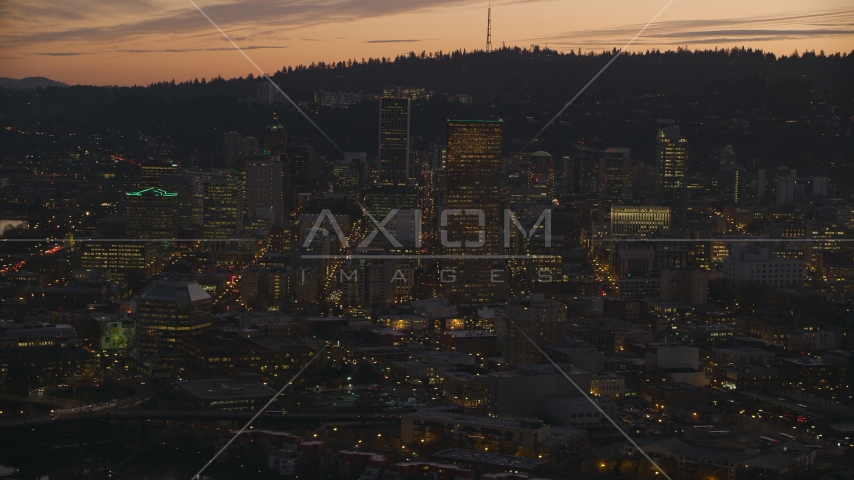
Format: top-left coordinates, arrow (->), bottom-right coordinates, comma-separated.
100,320 -> 135,351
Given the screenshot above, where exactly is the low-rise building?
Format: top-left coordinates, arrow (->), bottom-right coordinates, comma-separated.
401,410 -> 586,460
0,321 -> 77,348
439,330 -> 498,355
711,347 -> 775,367
181,329 -> 264,377
639,383 -> 711,410
175,378 -> 276,411
723,245 -> 805,288
430,448 -> 546,475
590,373 -> 626,399
778,355 -> 849,389
677,323 -> 741,344
645,343 -> 699,375
487,364 -> 592,418
541,395 -> 616,428
711,365 -> 781,390
787,328 -> 841,353
543,340 -> 605,374
441,372 -> 489,410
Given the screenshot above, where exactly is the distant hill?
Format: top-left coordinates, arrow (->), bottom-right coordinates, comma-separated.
0,76 -> 68,90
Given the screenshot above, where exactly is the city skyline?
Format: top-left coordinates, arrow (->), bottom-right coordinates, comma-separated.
1,0 -> 852,85
1,3 -> 853,477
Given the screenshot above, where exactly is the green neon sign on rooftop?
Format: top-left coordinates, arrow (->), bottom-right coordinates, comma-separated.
126,187 -> 178,197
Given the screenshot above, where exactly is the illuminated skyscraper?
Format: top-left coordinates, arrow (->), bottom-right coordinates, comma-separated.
203,175 -> 244,238
378,97 -> 410,186
287,142 -> 315,189
442,119 -> 505,304
237,154 -> 283,224
654,126 -> 688,215
222,131 -> 259,165
719,145 -> 737,168
598,147 -> 633,216
125,187 -> 178,239
139,160 -> 178,188
561,154 -> 598,196
529,151 -> 555,199
262,113 -> 287,155
160,174 -> 205,229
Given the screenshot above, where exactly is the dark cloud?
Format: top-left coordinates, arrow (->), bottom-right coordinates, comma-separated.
32,45 -> 286,56
365,39 -> 421,43
2,0 -> 481,46
530,8 -> 854,47
34,52 -> 95,56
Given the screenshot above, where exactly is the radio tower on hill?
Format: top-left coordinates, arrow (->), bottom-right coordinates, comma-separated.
486,1 -> 493,52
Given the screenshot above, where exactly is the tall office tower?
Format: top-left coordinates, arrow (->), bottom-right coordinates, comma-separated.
719,145 -> 737,168
125,187 -> 178,239
378,97 -> 410,186
442,119 -> 505,304
598,147 -> 634,216
263,114 -> 287,155
237,154 -> 283,224
160,174 -> 205,229
138,280 -> 212,356
333,152 -> 366,196
222,132 -> 260,165
610,206 -> 671,238
256,81 -> 279,105
430,144 -> 448,169
222,131 -> 241,165
203,175 -> 244,239
514,152 -> 532,183
287,143 -> 315,189
268,224 -> 287,253
364,185 -> 418,218
529,151 -> 555,199
504,293 -> 567,365
139,160 -> 178,188
757,166 -> 797,202
561,155 -> 598,196
718,165 -> 748,205
654,126 -> 688,216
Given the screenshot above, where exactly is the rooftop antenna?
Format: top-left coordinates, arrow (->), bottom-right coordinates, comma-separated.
486,1 -> 492,53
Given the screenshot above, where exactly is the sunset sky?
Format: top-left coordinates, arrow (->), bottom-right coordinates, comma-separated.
1,0 -> 852,86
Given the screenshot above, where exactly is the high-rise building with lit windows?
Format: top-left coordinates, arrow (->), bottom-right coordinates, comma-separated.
203,175 -> 244,238
529,151 -> 555,199
561,154 -> 598,196
378,97 -> 410,186
442,119 -> 505,304
598,147 -> 633,216
654,126 -> 688,215
262,114 -> 287,155
237,154 -> 282,224
125,187 -> 178,239
139,160 -> 178,188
